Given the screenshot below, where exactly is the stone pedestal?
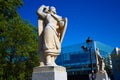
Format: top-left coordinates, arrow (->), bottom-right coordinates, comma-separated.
96,71 -> 108,80
32,66 -> 67,80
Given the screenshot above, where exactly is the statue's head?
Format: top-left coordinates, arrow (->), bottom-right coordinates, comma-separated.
50,6 -> 56,14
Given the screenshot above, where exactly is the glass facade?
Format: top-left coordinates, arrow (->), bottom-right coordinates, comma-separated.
56,41 -> 114,76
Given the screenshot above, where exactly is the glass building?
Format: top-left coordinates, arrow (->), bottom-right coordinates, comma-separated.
56,41 -> 114,80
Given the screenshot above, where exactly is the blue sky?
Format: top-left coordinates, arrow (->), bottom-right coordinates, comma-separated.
18,0 -> 120,47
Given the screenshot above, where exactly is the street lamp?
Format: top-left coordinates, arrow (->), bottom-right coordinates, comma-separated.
81,37 -> 94,80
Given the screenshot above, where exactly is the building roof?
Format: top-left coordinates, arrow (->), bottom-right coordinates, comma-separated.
61,41 -> 114,55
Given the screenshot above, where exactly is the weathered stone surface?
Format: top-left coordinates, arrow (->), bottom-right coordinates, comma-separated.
37,5 -> 68,66
32,66 -> 67,80
96,71 -> 108,80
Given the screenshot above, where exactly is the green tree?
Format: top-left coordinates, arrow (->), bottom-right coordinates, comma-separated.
0,0 -> 39,80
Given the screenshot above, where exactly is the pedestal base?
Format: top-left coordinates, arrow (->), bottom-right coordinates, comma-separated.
32,66 -> 67,80
96,71 -> 108,80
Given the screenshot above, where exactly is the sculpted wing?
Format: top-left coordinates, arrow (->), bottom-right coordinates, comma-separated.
60,18 -> 68,43
38,18 -> 44,51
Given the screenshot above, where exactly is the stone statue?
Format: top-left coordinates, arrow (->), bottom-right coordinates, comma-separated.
95,48 -> 101,72
32,5 -> 68,80
37,5 -> 67,66
95,48 -> 108,80
99,58 -> 105,72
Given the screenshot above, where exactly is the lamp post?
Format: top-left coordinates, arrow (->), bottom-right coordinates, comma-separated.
81,37 -> 94,80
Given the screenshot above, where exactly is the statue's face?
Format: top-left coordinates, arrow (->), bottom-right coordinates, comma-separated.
50,7 -> 56,14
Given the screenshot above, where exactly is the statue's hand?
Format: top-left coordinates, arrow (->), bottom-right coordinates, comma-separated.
44,6 -> 49,11
41,5 -> 46,7
40,5 -> 49,9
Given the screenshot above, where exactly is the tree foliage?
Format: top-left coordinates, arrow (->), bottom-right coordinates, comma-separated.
0,0 -> 39,80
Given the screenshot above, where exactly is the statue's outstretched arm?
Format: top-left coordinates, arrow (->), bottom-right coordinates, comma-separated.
37,5 -> 48,19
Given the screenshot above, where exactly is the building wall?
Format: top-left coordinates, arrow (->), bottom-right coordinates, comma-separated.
56,41 -> 114,79
111,48 -> 120,80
